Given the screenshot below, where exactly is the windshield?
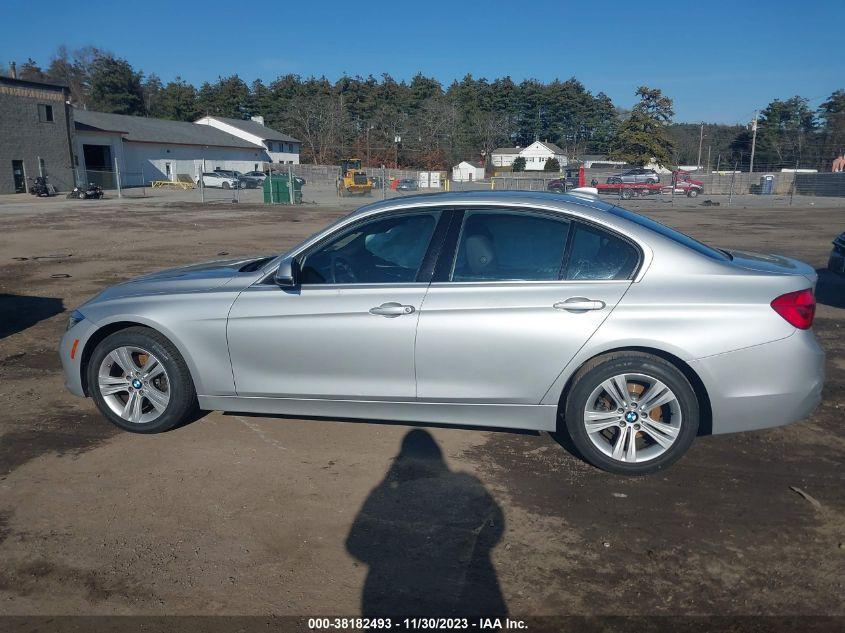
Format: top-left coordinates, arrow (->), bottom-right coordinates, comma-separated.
608,205 -> 730,261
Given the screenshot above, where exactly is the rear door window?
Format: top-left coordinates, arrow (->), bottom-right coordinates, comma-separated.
565,223 -> 639,280
450,211 -> 571,281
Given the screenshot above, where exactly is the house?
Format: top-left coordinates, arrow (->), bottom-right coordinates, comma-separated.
195,115 -> 300,164
491,141 -> 568,172
452,161 -> 485,182
491,147 -> 521,168
73,109 -> 270,186
518,141 -> 567,170
0,74 -> 75,194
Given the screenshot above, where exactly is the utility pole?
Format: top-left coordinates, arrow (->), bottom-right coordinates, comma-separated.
748,111 -> 758,176
697,123 -> 704,169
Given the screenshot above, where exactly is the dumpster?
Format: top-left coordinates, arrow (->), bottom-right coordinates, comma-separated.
263,174 -> 302,204
760,174 -> 775,195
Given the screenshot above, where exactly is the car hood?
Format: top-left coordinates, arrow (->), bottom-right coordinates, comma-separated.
726,249 -> 818,284
84,256 -> 272,304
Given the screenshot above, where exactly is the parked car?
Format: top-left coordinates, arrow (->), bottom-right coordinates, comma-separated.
59,191 -> 824,475
396,178 -> 419,191
243,171 -> 267,183
213,170 -> 259,189
197,172 -> 240,189
607,168 -> 660,184
829,231 -> 845,275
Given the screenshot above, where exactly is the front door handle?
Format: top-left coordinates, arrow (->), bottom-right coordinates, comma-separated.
554,297 -> 606,312
369,302 -> 415,317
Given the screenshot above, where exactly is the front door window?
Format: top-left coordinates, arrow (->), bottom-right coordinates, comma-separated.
300,212 -> 439,284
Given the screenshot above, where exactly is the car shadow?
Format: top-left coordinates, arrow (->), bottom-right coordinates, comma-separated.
0,293 -> 64,339
815,268 -> 845,309
345,428 -> 508,618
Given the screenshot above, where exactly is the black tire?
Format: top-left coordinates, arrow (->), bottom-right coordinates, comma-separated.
687,188 -> 699,198
563,352 -> 699,475
87,326 -> 198,433
222,181 -> 230,190
621,188 -> 633,200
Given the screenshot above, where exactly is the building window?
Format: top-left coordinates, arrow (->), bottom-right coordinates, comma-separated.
38,104 -> 54,123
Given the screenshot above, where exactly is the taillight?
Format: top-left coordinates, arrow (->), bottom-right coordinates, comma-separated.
771,289 -> 816,329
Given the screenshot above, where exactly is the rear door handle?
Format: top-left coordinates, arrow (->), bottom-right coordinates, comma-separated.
554,297 -> 606,312
369,302 -> 415,317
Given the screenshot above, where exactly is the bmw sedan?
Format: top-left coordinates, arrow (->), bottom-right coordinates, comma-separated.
59,191 -> 824,474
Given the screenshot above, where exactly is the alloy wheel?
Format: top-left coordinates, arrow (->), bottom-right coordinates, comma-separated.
582,373 -> 682,463
97,346 -> 170,424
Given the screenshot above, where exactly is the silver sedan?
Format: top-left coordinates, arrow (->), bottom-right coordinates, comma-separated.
59,191 -> 824,474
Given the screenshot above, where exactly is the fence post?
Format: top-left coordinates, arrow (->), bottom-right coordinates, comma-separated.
269,168 -> 274,205
200,158 -> 205,203
382,164 -> 386,199
115,157 -> 122,198
288,165 -> 294,205
141,166 -> 145,198
789,159 -> 798,206
728,162 -> 737,206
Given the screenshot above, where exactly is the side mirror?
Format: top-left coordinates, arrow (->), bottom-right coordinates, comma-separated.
274,258 -> 299,287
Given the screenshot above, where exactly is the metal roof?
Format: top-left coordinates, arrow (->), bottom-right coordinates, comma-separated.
492,147 -> 522,155
201,116 -> 300,143
73,109 -> 265,149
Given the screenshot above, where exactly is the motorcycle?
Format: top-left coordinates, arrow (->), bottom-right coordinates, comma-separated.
29,176 -> 54,197
67,182 -> 104,200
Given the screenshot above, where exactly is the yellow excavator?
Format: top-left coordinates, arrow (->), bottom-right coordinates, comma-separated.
337,158 -> 373,197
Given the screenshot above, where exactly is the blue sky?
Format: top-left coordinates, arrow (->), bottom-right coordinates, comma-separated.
1,0 -> 842,124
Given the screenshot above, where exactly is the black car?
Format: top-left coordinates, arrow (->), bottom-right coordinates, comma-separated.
829,231 -> 845,275
396,178 -> 419,191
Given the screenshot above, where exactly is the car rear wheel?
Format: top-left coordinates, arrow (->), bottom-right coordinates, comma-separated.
564,352 -> 699,475
87,327 -> 198,433
222,182 -> 230,190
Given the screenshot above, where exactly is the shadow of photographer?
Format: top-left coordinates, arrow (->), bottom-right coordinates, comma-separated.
346,429 -> 507,618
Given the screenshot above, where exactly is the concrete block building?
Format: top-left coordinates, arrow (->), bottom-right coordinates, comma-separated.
0,76 -> 75,194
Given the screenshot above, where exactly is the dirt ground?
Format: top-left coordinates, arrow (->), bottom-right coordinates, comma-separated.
0,190 -> 843,624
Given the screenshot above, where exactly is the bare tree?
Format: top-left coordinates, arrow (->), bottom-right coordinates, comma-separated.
287,92 -> 344,164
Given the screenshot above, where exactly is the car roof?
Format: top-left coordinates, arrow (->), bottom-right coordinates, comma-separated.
350,190 -> 617,219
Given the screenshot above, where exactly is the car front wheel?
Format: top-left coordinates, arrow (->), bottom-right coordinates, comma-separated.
87,327 -> 198,433
563,352 -> 699,475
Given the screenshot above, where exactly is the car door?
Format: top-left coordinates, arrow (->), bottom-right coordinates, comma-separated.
414,209 -> 641,405
227,209 -> 446,401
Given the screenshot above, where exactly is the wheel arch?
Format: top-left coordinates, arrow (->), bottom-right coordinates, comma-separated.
79,319 -> 202,397
555,346 -> 713,436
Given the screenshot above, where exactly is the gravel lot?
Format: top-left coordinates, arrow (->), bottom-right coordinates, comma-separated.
0,190 -> 843,623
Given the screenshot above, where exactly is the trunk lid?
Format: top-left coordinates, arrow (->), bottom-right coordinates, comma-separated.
726,250 -> 818,286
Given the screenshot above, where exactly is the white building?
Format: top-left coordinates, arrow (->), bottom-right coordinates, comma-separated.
492,141 -> 568,172
73,109 -> 270,185
195,115 -> 300,164
491,147 -> 521,168
517,141 -> 567,171
452,161 -> 485,182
